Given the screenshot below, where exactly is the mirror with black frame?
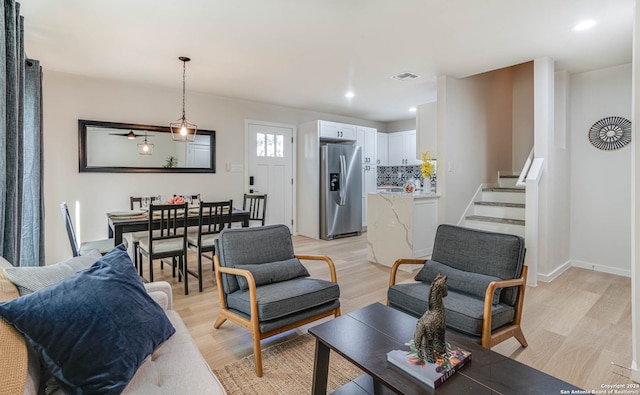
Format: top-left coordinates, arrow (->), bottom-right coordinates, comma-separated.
78,120 -> 216,173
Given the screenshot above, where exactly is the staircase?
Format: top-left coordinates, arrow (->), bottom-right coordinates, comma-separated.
463,174 -> 525,237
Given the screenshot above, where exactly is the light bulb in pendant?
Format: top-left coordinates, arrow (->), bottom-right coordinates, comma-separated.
180,125 -> 187,136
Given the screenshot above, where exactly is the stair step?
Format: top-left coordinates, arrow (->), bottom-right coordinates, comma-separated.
464,216 -> 525,237
474,201 -> 525,220
475,201 -> 525,208
498,175 -> 521,188
465,215 -> 525,226
482,187 -> 525,192
481,189 -> 525,204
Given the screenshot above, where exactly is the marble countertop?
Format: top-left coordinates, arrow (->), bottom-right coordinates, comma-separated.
371,190 -> 439,198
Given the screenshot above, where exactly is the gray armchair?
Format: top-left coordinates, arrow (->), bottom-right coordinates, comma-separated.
213,224 -> 341,377
387,224 -> 527,349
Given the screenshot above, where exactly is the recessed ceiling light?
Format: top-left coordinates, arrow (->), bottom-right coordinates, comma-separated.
409,107 -> 417,112
573,20 -> 597,31
345,91 -> 355,98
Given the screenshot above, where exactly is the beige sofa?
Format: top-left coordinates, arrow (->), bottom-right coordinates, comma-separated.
0,257 -> 226,395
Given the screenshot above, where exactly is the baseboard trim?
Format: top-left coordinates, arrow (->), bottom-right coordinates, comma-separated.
537,260 -> 572,283
570,260 -> 631,278
538,260 -> 631,282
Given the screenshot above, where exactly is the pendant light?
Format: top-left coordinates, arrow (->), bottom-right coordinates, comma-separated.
170,56 -> 197,142
137,132 -> 154,155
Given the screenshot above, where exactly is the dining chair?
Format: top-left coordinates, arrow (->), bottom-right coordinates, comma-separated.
130,196 -> 157,210
186,200 -> 232,292
60,202 -> 115,257
243,193 -> 267,226
137,202 -> 191,294
129,196 -> 158,275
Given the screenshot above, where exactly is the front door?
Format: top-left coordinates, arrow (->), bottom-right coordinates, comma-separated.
246,121 -> 294,231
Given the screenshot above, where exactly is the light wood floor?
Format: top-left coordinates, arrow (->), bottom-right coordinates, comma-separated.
150,233 -> 633,391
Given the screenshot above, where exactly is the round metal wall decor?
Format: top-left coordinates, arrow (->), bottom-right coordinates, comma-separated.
588,116 -> 631,151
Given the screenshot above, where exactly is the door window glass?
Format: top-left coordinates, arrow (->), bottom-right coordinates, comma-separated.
256,133 -> 284,158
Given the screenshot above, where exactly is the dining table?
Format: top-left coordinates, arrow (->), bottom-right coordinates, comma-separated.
107,207 -> 251,246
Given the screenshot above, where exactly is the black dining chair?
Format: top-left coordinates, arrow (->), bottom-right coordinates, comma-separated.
243,193 -> 267,226
186,200 -> 232,292
129,196 -> 158,275
130,196 -> 158,210
60,202 -> 115,257
137,202 -> 191,294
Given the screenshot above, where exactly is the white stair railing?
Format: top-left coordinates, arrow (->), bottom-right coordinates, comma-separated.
516,147 -> 534,187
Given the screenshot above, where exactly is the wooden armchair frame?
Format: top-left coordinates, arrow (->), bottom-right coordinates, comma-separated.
213,254 -> 341,377
388,258 -> 528,349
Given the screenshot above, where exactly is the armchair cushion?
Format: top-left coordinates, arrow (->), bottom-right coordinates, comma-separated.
415,260 -> 502,304
0,244 -> 175,394
388,283 -> 515,337
234,258 -> 310,290
430,224 -> 525,305
226,277 -> 339,324
215,225 -> 296,294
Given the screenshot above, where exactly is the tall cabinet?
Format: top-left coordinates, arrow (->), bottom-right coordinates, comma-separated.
377,132 -> 388,166
356,126 -> 377,227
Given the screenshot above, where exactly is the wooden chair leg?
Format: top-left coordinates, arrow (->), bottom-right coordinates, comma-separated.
213,316 -> 227,329
514,327 -> 528,348
252,334 -> 263,377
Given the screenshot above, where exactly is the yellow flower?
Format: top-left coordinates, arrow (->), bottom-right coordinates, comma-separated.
421,151 -> 434,179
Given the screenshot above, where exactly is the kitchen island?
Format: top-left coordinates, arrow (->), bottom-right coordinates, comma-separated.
366,192 -> 439,272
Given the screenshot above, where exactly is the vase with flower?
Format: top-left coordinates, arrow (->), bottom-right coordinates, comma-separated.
421,151 -> 436,193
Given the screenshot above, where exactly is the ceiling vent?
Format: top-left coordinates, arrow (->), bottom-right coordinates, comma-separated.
392,72 -> 421,81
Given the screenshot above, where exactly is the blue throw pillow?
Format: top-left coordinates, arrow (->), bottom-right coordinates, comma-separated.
0,244 -> 175,394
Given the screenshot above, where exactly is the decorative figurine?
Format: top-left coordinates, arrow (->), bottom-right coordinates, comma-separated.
413,274 -> 448,363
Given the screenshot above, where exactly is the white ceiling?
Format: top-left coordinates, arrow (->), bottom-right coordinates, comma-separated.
19,0 -> 633,122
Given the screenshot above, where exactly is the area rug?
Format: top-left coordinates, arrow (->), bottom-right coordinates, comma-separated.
213,334 -> 363,394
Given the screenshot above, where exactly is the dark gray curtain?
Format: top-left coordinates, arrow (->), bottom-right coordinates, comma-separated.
1,0 -> 44,267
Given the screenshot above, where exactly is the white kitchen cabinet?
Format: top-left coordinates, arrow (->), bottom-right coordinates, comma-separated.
356,126 -> 377,165
356,126 -> 378,227
387,130 -> 420,165
376,132 -> 388,166
361,164 -> 377,226
319,120 -> 356,141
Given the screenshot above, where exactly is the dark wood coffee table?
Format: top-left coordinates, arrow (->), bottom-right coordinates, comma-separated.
309,303 -> 583,394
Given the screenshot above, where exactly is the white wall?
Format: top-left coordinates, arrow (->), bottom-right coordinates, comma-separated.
416,101 -> 437,158
512,62 -> 534,171
384,118 -> 416,133
43,70 -> 384,263
569,63 -> 632,277
437,68 -> 514,224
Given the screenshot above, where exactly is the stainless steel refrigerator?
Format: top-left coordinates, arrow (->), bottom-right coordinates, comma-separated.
320,143 -> 362,240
